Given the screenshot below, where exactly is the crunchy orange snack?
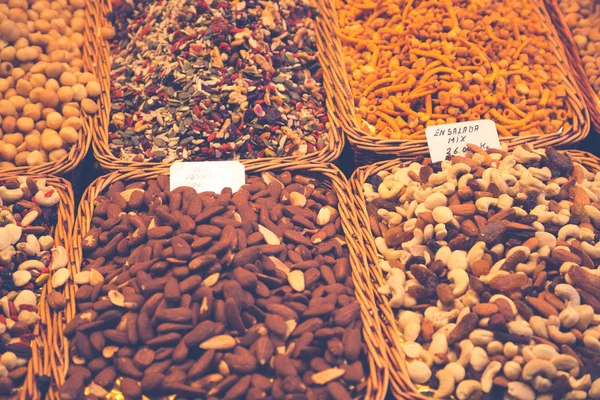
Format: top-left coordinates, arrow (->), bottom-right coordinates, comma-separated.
338,0 -> 585,140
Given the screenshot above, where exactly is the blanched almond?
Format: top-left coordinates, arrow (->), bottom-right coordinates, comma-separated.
288,270 -> 305,292
108,290 -> 125,307
258,225 -> 280,245
311,367 -> 345,385
289,192 -> 307,207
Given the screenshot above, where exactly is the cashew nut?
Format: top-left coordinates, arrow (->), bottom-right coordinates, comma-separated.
475,197 -> 498,213
547,325 -> 576,345
455,380 -> 482,400
569,374 -> 592,391
434,369 -> 455,399
0,187 -> 23,203
521,359 -> 557,381
555,284 -> 581,307
531,344 -> 559,360
480,360 -> 501,393
447,269 -> 469,297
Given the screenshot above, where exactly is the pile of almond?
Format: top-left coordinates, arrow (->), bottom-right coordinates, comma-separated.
61,173 -> 368,399
363,145 -> 600,399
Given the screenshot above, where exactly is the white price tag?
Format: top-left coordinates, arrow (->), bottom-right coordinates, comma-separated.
425,119 -> 500,163
169,161 -> 246,193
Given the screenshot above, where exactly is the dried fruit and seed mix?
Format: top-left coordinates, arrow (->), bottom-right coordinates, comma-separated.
0,178 -> 65,397
363,145 -> 600,399
108,0 -> 329,162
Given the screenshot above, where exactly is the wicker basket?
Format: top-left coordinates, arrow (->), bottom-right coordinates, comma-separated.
61,163 -> 389,399
87,0 -> 344,171
544,0 -> 600,134
0,176 -> 75,400
318,0 -> 590,166
349,149 -> 600,399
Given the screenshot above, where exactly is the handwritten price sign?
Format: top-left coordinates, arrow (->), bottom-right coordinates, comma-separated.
425,120 -> 500,163
170,161 -> 246,193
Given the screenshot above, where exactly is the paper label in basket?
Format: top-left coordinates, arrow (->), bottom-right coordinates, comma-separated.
425,119 -> 500,163
170,161 -> 246,193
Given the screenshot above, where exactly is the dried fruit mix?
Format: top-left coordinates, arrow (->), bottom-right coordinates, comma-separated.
108,0 -> 329,162
363,145 -> 600,398
0,177 -> 66,397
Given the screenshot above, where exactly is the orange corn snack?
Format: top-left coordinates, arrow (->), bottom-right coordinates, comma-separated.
338,0 -> 581,140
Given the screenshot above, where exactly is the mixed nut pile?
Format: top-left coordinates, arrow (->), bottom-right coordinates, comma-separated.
0,0 -> 99,168
560,0 -> 600,94
339,0 -> 581,140
364,145 -> 600,399
0,177 -> 64,396
107,0 -> 329,162
60,172 -> 367,399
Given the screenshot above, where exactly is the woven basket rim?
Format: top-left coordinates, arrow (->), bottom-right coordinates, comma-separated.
317,0 -> 590,163
0,175 -> 75,400
88,0 -> 344,172
64,163 -> 390,399
348,148 -> 600,399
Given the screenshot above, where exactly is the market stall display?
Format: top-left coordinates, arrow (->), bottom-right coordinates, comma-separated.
0,175 -> 74,399
5,0 -> 600,397
351,145 -> 600,398
544,0 -> 600,134
319,0 -> 590,164
57,166 -> 389,399
89,0 -> 343,170
0,0 -> 97,175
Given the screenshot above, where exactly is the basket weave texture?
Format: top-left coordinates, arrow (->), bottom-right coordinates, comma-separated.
544,0 -> 600,134
86,0 -> 344,171
1,175 -> 74,400
349,149 -> 600,399
61,163 -> 390,399
318,0 -> 590,166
